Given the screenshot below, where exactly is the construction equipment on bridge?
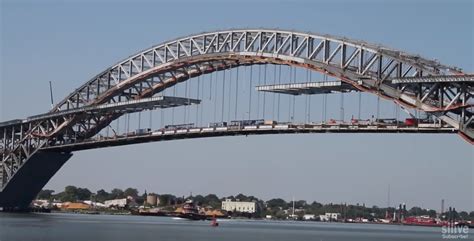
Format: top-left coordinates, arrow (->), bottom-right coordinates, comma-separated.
255,80 -> 358,95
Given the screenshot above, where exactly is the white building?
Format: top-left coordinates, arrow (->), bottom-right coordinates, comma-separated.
32,199 -> 50,208
221,199 -> 256,213
104,198 -> 128,208
84,200 -> 106,208
319,212 -> 341,221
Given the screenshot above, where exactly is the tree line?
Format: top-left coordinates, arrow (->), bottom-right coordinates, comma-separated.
37,186 -> 474,221
37,186 -> 141,203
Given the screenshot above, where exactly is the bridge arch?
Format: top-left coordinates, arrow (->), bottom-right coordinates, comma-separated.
49,29 -> 469,140
1,29 -> 472,210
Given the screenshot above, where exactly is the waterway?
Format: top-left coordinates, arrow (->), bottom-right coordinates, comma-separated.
0,213 -> 471,241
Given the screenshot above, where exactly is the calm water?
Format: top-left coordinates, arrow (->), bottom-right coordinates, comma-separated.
0,213 -> 471,241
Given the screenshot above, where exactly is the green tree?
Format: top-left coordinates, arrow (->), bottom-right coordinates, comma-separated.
294,200 -> 307,209
204,194 -> 221,208
266,198 -> 288,209
110,188 -> 125,199
95,189 -> 110,202
54,186 -> 92,201
76,187 -> 92,201
459,211 -> 469,220
193,195 -> 205,206
58,185 -> 78,202
37,189 -> 55,200
235,193 -> 249,201
124,188 -> 139,198
159,194 -> 177,206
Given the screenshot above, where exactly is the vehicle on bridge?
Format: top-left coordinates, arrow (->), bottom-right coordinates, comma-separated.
208,122 -> 228,128
163,123 -> 195,130
374,118 -> 404,126
136,128 -> 151,136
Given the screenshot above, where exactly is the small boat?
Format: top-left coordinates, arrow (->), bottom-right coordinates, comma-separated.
211,215 -> 219,227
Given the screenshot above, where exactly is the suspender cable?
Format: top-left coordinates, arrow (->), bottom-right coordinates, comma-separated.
126,113 -> 130,136
272,64 -> 276,120
149,110 -> 152,130
263,64 -> 267,119
116,118 -> 120,136
340,92 -> 344,121
161,108 -> 164,128
235,66 -> 239,120
277,65 -> 281,121
196,75 -> 200,126
288,66 -> 292,122
200,74 -> 204,126
291,67 -> 296,121
376,95 -> 380,120
323,95 -> 327,122
395,102 -> 399,127
184,78 -> 188,124
172,85 -> 176,125
221,68 -> 226,122
257,65 -> 261,119
160,78 -> 165,128
209,68 -> 213,100
322,74 -> 327,123
308,70 -> 312,122
248,65 -> 253,120
124,114 -> 127,136
213,71 -> 217,123
138,112 -> 141,130
228,65 -> 232,121
393,102 -> 397,120
358,92 -> 361,120
305,69 -> 309,123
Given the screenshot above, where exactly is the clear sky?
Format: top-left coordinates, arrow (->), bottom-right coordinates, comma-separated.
1,0 -> 473,211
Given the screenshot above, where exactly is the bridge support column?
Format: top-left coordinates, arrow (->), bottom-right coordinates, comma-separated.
0,151 -> 72,211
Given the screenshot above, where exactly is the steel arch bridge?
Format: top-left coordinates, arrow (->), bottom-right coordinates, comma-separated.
1,29 -> 473,210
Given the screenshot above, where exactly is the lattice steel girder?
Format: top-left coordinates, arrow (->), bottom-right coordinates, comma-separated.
256,80 -> 359,95
2,28 -> 473,197
51,29 -> 462,113
0,96 -> 200,155
43,125 -> 459,153
2,29 -> 471,159
392,74 -> 474,84
0,96 -> 200,189
3,29 -> 470,169
26,96 -> 200,123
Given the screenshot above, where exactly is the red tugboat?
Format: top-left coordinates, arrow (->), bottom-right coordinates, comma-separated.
403,216 -> 446,227
211,214 -> 219,227
178,200 -> 206,221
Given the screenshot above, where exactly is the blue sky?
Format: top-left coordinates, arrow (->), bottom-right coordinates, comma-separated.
1,0 -> 473,211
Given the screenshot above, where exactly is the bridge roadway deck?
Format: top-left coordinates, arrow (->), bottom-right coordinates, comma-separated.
43,123 -> 458,152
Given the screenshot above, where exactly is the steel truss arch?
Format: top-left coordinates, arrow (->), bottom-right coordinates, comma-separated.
1,29 -> 473,199
50,29 -> 474,143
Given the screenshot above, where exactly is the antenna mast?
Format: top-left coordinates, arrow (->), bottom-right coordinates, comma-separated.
49,81 -> 54,109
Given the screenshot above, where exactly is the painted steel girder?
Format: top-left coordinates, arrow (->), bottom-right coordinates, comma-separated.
2,29 -> 472,191
1,28 -> 473,208
38,30 -> 467,140
5,29 -> 470,159
52,29 -> 462,113
0,96 -> 200,189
